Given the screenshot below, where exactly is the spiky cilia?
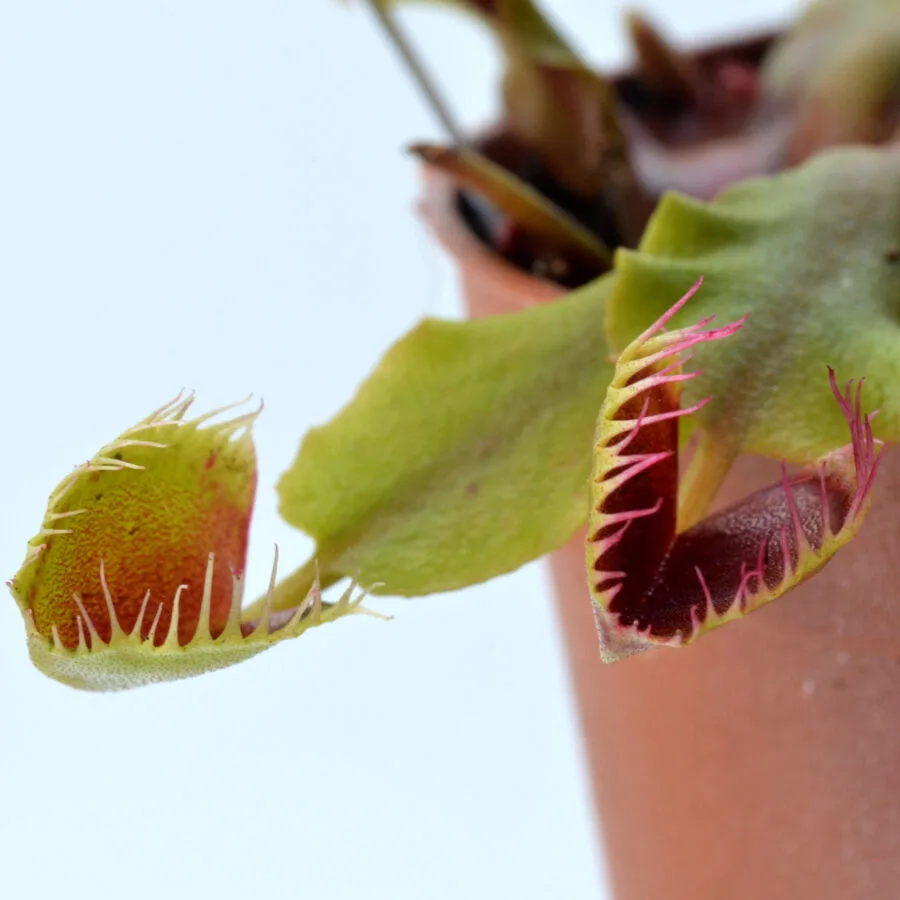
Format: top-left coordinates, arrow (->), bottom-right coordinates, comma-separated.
587,279 -> 883,662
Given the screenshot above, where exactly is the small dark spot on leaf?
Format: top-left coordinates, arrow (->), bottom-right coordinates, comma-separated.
886,248 -> 900,262
128,526 -> 139,536
112,451 -> 122,460
205,451 -> 217,470
477,440 -> 498,461
95,493 -> 103,501
465,483 -> 479,497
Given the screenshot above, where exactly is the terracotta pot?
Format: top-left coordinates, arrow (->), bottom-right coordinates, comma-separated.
421,166 -> 900,899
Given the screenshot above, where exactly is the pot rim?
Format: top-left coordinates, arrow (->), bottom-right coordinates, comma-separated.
417,164 -> 564,314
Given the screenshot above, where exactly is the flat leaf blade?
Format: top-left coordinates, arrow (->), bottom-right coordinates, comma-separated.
278,279 -> 613,596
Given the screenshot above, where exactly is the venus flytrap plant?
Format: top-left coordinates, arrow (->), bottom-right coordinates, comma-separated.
7,9 -> 900,898
7,393 -> 368,691
10,143 -> 900,692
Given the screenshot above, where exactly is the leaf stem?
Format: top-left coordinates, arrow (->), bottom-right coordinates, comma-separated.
365,1 -> 467,146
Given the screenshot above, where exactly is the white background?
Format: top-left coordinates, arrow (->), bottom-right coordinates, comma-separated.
0,2 -> 794,898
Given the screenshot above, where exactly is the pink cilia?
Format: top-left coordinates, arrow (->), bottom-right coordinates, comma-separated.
586,278 -> 883,662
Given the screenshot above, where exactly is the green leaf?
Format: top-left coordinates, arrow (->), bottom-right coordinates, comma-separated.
605,145 -> 900,523
272,279 -> 613,604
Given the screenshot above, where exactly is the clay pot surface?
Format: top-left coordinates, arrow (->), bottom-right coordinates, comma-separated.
422,163 -> 900,900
